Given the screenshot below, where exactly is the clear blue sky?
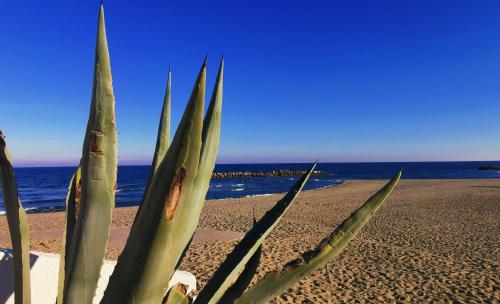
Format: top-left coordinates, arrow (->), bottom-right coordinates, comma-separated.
1,1 -> 499,166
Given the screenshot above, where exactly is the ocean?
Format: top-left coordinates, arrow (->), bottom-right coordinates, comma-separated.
1,161 -> 499,214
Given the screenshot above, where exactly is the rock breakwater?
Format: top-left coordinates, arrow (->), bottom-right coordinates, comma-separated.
211,170 -> 331,179
478,165 -> 500,170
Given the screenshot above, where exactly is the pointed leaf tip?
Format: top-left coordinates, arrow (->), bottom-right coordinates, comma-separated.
97,2 -> 106,33
219,57 -> 224,69
197,58 -> 208,82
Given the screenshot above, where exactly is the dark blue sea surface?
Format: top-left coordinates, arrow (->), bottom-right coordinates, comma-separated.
0,161 -> 499,214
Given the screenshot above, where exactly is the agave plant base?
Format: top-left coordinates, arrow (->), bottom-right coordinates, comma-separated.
0,249 -> 197,304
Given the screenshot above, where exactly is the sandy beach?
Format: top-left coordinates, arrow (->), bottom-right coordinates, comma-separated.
1,179 -> 498,303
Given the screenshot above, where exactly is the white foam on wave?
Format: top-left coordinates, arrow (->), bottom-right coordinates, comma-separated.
307,181 -> 344,191
232,183 -> 244,187
245,193 -> 273,198
231,188 -> 244,192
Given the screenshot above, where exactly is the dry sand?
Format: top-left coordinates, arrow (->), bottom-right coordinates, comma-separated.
1,179 -> 499,303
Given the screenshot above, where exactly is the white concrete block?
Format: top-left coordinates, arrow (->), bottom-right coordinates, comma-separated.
0,249 -> 197,304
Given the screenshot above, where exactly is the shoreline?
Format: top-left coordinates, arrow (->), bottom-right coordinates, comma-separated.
1,178 -> 498,303
4,176 -> 500,216
0,179 -> 345,216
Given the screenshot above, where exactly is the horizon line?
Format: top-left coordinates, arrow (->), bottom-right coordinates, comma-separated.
11,159 -> 500,169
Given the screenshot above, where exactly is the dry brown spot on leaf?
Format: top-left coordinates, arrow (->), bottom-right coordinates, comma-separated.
74,179 -> 82,219
90,130 -> 104,153
165,166 -> 187,221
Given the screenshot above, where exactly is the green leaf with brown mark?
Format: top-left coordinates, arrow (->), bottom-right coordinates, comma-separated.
162,284 -> 192,304
61,4 -> 118,303
134,68 -> 172,229
102,59 -> 210,304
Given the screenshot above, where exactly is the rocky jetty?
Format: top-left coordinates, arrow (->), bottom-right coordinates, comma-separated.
211,170 -> 331,179
478,165 -> 500,170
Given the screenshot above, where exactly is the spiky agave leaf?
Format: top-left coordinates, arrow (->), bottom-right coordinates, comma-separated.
217,245 -> 262,304
134,69 -> 172,226
102,58 -> 223,303
171,58 -> 224,273
62,4 -> 118,303
235,170 -> 402,304
174,57 -> 224,267
151,68 -> 172,175
217,218 -> 262,304
103,60 -> 205,303
0,132 -> 31,304
56,165 -> 81,304
130,62 -> 205,303
194,162 -> 317,304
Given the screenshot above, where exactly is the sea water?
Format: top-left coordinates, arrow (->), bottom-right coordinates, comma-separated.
0,161 -> 498,214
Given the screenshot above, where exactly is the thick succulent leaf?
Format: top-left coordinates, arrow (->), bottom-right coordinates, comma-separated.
195,57 -> 223,191
235,170 -> 402,304
56,166 -> 81,304
135,69 -> 172,226
218,244 -> 262,304
62,4 -> 118,303
167,59 -> 223,276
151,69 -> 172,174
194,162 -> 317,304
162,284 -> 191,304
200,58 -> 223,164
173,57 -> 223,268
0,133 -> 31,304
102,60 -> 207,304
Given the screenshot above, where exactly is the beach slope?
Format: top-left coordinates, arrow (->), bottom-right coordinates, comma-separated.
1,179 -> 498,303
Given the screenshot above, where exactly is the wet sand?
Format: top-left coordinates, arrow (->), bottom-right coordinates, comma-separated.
1,179 -> 499,303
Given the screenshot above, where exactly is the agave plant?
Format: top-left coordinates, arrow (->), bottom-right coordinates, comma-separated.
0,4 -> 402,304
